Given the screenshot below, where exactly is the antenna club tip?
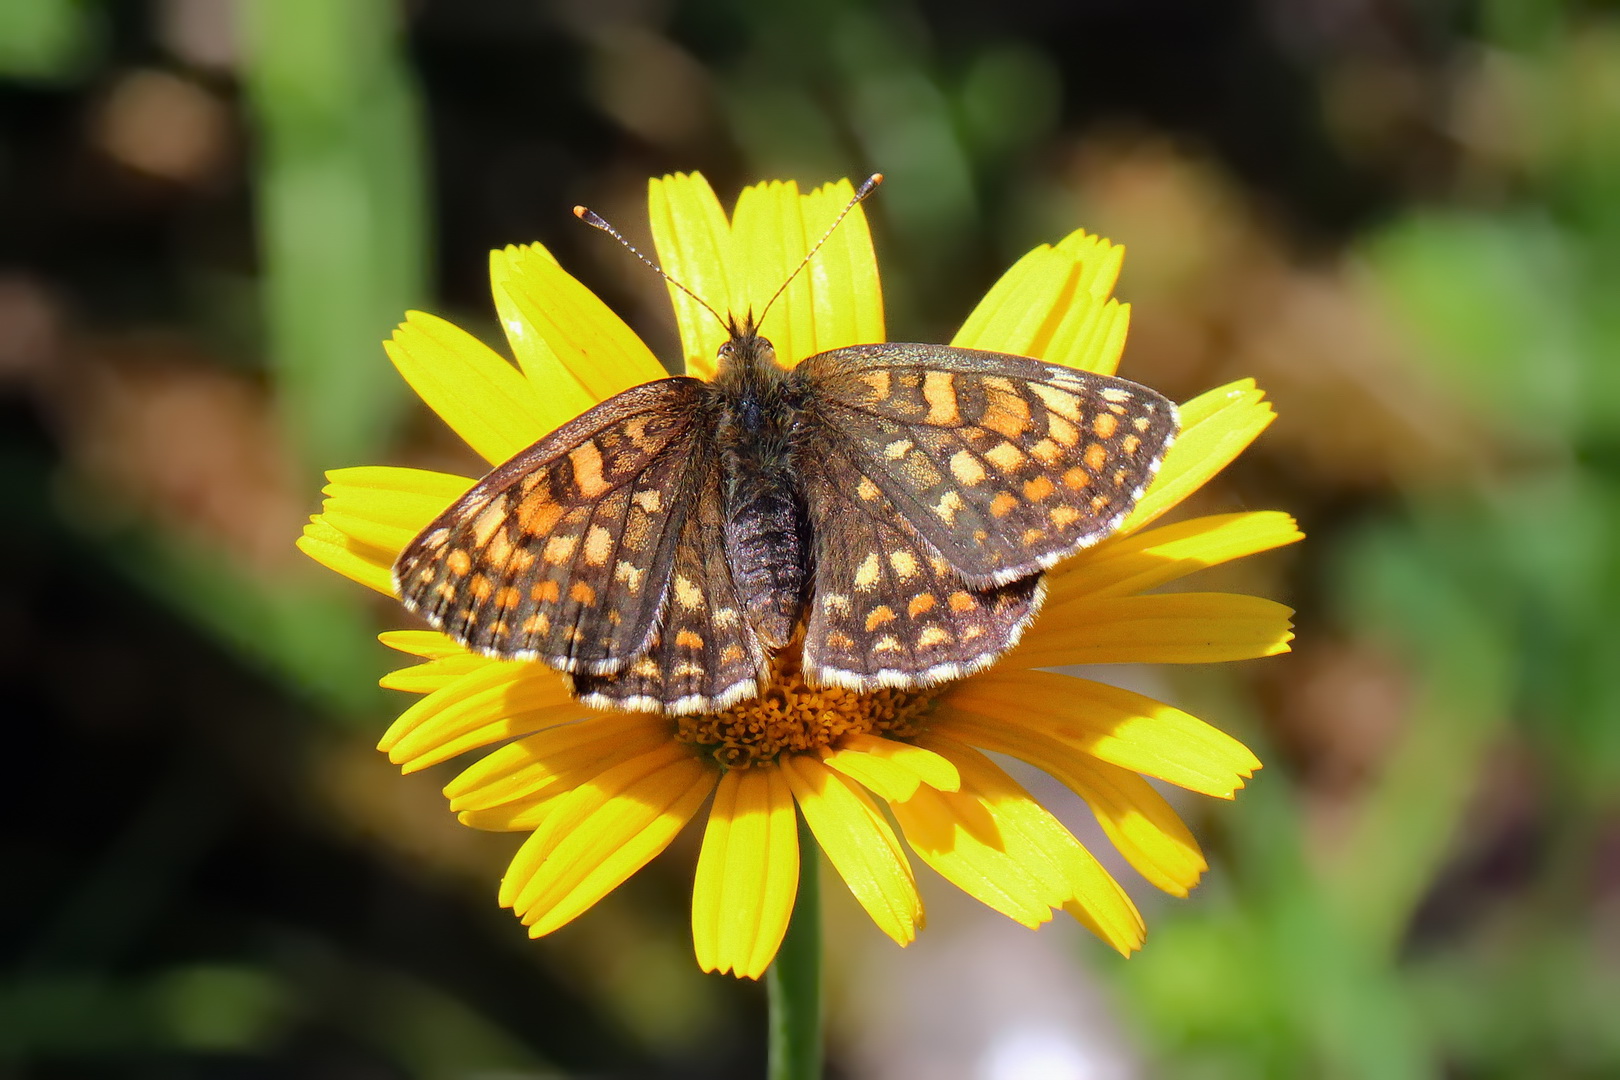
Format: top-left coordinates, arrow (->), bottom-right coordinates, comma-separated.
572,205 -> 589,218
870,172 -> 884,185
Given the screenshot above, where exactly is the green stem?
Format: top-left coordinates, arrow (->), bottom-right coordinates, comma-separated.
767,814 -> 822,1080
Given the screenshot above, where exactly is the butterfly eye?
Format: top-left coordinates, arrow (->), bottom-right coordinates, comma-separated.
718,341 -> 735,360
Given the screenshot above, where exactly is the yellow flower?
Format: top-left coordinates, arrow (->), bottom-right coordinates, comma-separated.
298,174 -> 1298,979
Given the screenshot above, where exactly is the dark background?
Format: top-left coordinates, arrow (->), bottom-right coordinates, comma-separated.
3,0 -> 1618,1076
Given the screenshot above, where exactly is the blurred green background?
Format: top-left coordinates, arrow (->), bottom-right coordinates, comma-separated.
3,1 -> 1617,1077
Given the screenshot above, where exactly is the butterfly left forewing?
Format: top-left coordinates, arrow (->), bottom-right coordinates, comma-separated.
793,344 -> 1177,588
394,377 -> 707,673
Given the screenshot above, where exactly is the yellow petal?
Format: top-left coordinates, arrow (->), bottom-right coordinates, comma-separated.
819,733 -> 960,801
497,242 -> 668,405
379,652 -> 496,694
297,519 -> 394,595
951,230 -> 1127,373
1005,592 -> 1295,666
378,661 -> 580,771
384,311 -> 558,466
781,755 -> 923,946
379,629 -> 468,659
489,242 -> 620,419
501,744 -> 714,934
1123,380 -> 1276,533
444,713 -> 670,812
649,172 -> 735,380
939,670 -> 1261,798
692,767 -> 799,979
1047,511 -> 1304,603
734,178 -> 883,366
931,714 -> 1206,896
317,465 -> 473,558
909,734 -> 1145,954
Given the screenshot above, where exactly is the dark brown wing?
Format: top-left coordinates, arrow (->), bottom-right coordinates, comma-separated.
570,434 -> 769,713
792,344 -> 1178,589
798,457 -> 1044,690
393,377 -> 708,675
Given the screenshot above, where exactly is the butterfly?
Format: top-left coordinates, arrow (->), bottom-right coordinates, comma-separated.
393,184 -> 1178,714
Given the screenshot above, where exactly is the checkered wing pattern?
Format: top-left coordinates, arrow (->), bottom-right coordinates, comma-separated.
793,344 -> 1178,589
393,377 -> 708,675
798,457 -> 1044,689
570,438 -> 769,713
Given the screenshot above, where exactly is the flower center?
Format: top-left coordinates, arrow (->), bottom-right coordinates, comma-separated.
675,641 -> 939,769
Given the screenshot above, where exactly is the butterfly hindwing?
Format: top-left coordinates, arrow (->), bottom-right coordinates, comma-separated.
570,439 -> 769,712
393,377 -> 709,674
798,452 -> 1044,690
793,344 -> 1178,588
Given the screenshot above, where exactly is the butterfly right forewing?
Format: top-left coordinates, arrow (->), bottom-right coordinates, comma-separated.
394,376 -> 708,674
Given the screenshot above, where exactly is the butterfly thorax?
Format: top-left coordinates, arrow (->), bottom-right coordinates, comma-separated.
711,325 -> 808,651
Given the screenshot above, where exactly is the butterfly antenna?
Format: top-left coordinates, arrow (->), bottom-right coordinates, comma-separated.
754,173 -> 883,330
573,205 -> 731,333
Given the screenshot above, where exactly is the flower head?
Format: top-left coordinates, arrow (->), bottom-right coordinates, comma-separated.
299,174 -> 1298,978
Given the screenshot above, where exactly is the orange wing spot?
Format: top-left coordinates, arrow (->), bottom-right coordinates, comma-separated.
962,624 -> 987,641
607,611 -> 623,626
973,529 -> 988,541
1030,383 -> 1082,420
1112,468 -> 1129,488
857,476 -> 882,502
675,629 -> 705,649
569,581 -> 597,605
984,441 -> 1024,472
1101,387 -> 1133,404
508,548 -> 536,571
1047,414 -> 1080,447
632,658 -> 662,678
1029,438 -> 1063,465
674,575 -> 704,609
632,488 -> 662,514
531,580 -> 561,603
948,591 -> 977,613
495,586 -> 523,608
826,630 -> 857,650
1021,527 -> 1047,545
873,635 -> 903,653
720,644 -> 746,664
471,502 -> 506,547
1092,412 -> 1119,438
435,582 -> 458,602
1083,443 -> 1108,473
521,612 -> 551,635
1023,475 -> 1055,501
860,369 -> 892,400
621,515 -> 653,552
1132,416 -> 1151,432
949,449 -> 987,486
583,525 -> 614,566
1063,466 -> 1090,489
614,560 -> 645,592
674,660 -> 706,678
1090,493 -> 1112,513
934,489 -> 965,525
417,566 -> 436,583
981,391 -> 1031,438
518,497 -> 565,536
884,438 -> 914,460
569,441 -> 610,497
544,534 -> 579,564
1121,434 -> 1141,455
823,593 -> 852,615
990,491 -> 1019,518
865,605 -> 898,632
1051,505 -> 1082,528
908,592 -> 937,617
470,575 -> 494,601
485,526 -> 514,566
888,551 -> 920,580
922,371 -> 960,424
917,626 -> 951,648
854,553 -> 882,591
446,549 -> 472,576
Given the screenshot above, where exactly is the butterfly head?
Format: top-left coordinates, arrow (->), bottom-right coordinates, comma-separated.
717,312 -> 779,380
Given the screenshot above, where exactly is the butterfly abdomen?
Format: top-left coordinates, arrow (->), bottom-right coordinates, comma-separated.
716,369 -> 809,651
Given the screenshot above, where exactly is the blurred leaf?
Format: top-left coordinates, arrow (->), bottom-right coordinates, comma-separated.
0,0 -> 99,82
